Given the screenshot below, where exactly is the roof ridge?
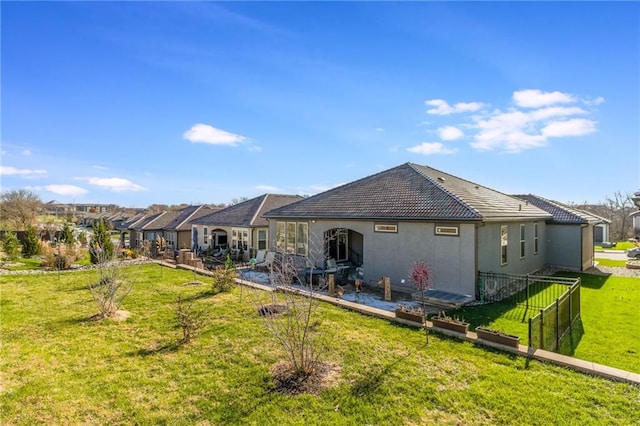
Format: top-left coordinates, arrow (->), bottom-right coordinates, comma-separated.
174,205 -> 202,230
250,194 -> 268,226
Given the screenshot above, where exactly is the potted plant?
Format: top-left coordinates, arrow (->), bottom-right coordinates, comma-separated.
475,326 -> 520,348
430,312 -> 469,334
395,305 -> 424,323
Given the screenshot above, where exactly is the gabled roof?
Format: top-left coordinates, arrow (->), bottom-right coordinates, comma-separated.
143,211 -> 180,231
162,205 -> 219,231
130,212 -> 165,231
192,194 -> 303,227
266,163 -> 550,222
513,194 -> 606,224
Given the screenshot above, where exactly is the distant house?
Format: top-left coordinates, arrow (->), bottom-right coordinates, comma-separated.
265,163 -> 553,298
162,205 -> 218,249
127,212 -> 165,250
631,211 -> 640,239
191,194 -> 303,260
513,194 -> 606,271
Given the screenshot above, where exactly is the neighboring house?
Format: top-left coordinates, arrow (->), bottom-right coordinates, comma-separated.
631,210 -> 640,239
513,194 -> 605,271
127,212 -> 166,249
162,205 -> 219,250
117,212 -> 148,248
191,194 -> 303,259
265,162 -> 553,298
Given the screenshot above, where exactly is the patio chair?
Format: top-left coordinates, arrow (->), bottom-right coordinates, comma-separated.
251,249 -> 266,265
256,251 -> 275,270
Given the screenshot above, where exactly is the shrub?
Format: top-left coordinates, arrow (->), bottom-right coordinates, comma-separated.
211,266 -> 237,293
89,219 -> 114,264
175,296 -> 204,344
1,232 -> 20,261
61,222 -> 75,245
21,226 -> 42,257
40,244 -> 75,270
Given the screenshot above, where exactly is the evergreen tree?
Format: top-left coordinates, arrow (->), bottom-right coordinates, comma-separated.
90,219 -> 114,264
2,232 -> 20,261
61,222 -> 75,245
21,225 -> 42,257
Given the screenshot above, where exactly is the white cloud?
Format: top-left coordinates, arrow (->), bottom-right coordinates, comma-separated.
425,99 -> 484,115
438,126 -> 464,141
375,127 -> 385,132
44,184 -> 88,196
183,123 -> 246,146
407,142 -> 458,155
513,89 -> 576,108
0,166 -> 47,176
92,165 -> 109,170
248,146 -> 262,152
256,185 -> 278,192
22,149 -> 32,156
77,177 -> 147,192
542,119 -> 597,138
584,96 -> 605,106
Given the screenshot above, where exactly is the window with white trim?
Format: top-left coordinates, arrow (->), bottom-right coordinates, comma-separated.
203,227 -> 208,246
257,229 -> 267,250
166,232 -> 176,248
520,224 -> 525,258
501,225 -> 508,265
435,225 -> 459,236
275,221 -> 308,256
534,223 -> 539,254
374,223 -> 398,233
232,228 -> 248,250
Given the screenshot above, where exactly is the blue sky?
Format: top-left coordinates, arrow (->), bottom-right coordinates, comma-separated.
2,2 -> 638,208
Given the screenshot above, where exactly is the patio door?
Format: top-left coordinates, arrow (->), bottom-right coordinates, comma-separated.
327,228 -> 348,262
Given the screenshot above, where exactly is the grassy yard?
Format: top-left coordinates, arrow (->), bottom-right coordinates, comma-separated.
1,265 -> 639,425
594,258 -> 629,268
449,273 -> 640,373
595,241 -> 637,251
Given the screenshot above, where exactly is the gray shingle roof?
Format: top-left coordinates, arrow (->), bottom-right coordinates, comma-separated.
265,163 -> 551,221
192,194 -> 303,227
513,194 -> 605,224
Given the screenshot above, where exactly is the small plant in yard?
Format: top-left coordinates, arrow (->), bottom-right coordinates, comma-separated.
211,266 -> 237,293
1,231 -> 20,261
408,260 -> 434,343
21,225 -> 41,257
88,244 -> 133,319
61,222 -> 75,245
175,296 -> 204,344
89,219 -> 114,264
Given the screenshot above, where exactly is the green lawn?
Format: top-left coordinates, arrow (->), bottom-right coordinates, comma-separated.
594,258 -> 629,268
2,257 -> 43,271
1,265 -> 639,425
595,241 -> 637,251
449,273 -> 640,373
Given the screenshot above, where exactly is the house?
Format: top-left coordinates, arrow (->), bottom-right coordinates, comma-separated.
161,205 -> 219,249
631,211 -> 640,240
264,162 -> 553,298
513,194 -> 605,271
191,194 -> 303,260
127,212 -> 165,250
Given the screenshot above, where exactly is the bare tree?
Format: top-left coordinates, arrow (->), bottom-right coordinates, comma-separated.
229,197 -> 249,206
88,242 -> 134,319
603,191 -> 635,241
0,189 -> 42,231
251,234 -> 332,391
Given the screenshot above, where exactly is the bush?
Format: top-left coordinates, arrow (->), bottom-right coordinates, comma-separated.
211,267 -> 237,293
89,219 -> 114,264
175,296 -> 204,344
40,244 -> 75,270
1,232 -> 20,261
22,226 -> 42,257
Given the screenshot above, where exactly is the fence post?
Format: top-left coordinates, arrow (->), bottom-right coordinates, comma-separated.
528,317 -> 532,348
555,299 -> 560,351
525,275 -> 529,310
539,309 -> 544,349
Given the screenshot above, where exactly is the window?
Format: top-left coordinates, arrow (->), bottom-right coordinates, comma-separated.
435,225 -> 459,236
297,223 -> 308,256
534,223 -> 539,254
166,232 -> 176,248
203,227 -> 208,246
374,223 -> 398,233
520,224 -> 525,258
275,222 -> 286,250
257,229 -> 267,250
501,225 -> 508,265
232,228 -> 248,250
275,221 -> 308,256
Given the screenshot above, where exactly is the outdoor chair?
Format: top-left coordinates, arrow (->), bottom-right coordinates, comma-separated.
251,249 -> 266,265
255,251 -> 275,270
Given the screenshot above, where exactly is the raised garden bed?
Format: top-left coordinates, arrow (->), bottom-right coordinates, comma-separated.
475,327 -> 521,348
431,316 -> 469,334
395,306 -> 424,323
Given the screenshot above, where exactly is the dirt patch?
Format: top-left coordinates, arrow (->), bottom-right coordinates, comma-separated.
270,361 -> 341,395
258,304 -> 288,317
183,281 -> 205,286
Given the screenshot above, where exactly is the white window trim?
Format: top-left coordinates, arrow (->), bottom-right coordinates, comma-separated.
501,225 -> 508,266
435,225 -> 459,236
520,224 -> 525,259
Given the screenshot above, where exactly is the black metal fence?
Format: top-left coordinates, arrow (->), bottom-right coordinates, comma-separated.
476,271 -> 581,352
528,281 -> 581,352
